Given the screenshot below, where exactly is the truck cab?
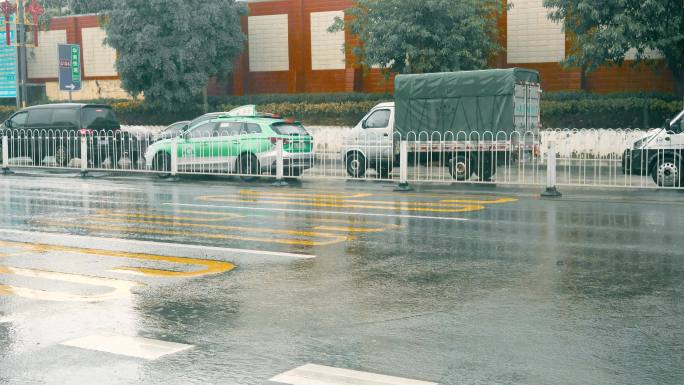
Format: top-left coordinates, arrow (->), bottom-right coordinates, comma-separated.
342,102 -> 396,178
623,108 -> 684,187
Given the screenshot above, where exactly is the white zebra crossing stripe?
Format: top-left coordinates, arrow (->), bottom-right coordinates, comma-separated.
270,364 -> 437,385
61,334 -> 193,360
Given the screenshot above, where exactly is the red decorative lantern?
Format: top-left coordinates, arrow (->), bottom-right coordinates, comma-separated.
0,0 -> 16,46
26,0 -> 43,46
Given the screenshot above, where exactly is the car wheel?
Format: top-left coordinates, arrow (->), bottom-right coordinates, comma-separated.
53,144 -> 68,167
651,157 -> 680,187
345,152 -> 366,178
449,154 -> 472,181
237,154 -> 259,182
153,152 -> 171,178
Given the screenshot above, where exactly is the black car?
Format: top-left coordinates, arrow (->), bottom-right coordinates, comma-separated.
0,103 -> 132,167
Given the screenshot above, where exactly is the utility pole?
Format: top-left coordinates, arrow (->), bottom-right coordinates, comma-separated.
15,0 -> 26,108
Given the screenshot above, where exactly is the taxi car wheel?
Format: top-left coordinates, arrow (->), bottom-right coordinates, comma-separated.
153,152 -> 171,178
237,154 -> 259,182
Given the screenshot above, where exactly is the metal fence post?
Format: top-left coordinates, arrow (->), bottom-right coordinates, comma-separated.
80,135 -> 88,177
272,137 -> 288,187
541,140 -> 562,197
171,138 -> 178,177
394,140 -> 412,191
2,135 -> 10,174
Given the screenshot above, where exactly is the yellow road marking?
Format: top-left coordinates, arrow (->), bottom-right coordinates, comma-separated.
0,240 -> 235,278
94,210 -> 403,234
238,190 -> 373,199
35,219 -> 348,246
198,196 -> 485,213
0,266 -> 140,302
439,198 -> 518,204
0,284 -> 11,295
96,210 -> 244,223
84,216 -> 354,242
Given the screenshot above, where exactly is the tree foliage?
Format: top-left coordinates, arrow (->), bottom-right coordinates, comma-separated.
544,0 -> 684,96
330,0 -> 505,76
68,0 -> 111,14
104,0 -> 246,110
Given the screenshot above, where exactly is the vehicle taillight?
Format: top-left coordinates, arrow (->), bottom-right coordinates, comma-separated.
270,137 -> 290,145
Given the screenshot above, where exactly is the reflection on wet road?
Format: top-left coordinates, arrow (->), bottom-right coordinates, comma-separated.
0,174 -> 683,385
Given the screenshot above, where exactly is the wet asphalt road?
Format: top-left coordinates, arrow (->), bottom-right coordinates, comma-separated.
0,172 -> 682,385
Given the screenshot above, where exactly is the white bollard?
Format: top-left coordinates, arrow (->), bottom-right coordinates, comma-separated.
394,140 -> 412,191
80,135 -> 88,177
171,138 -> 178,177
541,140 -> 562,197
273,137 -> 288,186
2,135 -> 8,173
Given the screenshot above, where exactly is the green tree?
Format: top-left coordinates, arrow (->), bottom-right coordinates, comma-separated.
544,0 -> 684,97
330,0 -> 505,75
104,0 -> 246,110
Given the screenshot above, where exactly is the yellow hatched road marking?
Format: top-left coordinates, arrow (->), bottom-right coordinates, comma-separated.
84,216 -> 354,242
96,210 -> 245,223
439,198 -> 518,204
0,240 -> 235,278
34,219 -> 348,246
198,196 -> 485,213
238,190 -> 373,199
94,209 -> 404,234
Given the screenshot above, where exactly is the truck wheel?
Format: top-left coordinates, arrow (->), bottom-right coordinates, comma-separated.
477,161 -> 494,182
449,155 -> 472,181
377,164 -> 392,179
651,157 -> 680,187
346,152 -> 367,178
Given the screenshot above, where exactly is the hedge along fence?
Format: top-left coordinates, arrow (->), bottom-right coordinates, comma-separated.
0,92 -> 681,128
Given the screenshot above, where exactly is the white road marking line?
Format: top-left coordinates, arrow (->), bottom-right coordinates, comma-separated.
0,228 -> 315,259
60,334 -> 193,360
165,203 -> 468,221
270,364 -> 437,385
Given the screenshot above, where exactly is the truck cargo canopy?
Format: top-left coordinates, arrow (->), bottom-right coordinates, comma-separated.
394,68 -> 541,137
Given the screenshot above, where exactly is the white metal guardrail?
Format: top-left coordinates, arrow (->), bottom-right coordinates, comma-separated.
0,128 -> 682,191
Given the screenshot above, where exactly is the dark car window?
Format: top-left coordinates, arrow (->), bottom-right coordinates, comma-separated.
363,109 -> 390,129
27,109 -> 54,127
188,122 -> 216,139
162,122 -> 188,137
271,123 -> 307,135
7,111 -> 27,128
244,123 -> 262,134
52,109 -> 79,129
215,122 -> 242,137
81,107 -> 119,130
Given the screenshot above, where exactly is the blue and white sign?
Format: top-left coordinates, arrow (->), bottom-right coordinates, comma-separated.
0,18 -> 16,98
58,43 -> 81,92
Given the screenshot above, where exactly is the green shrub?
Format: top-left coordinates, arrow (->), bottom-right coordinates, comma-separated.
542,98 -> 682,128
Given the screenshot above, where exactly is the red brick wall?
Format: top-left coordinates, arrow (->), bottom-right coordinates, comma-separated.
586,62 -> 675,94
30,14 -> 106,83
35,3 -> 676,97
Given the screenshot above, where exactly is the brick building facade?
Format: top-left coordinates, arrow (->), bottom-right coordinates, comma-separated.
27,0 -> 675,100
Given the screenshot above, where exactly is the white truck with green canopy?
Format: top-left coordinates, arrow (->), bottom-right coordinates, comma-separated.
342,68 -> 541,180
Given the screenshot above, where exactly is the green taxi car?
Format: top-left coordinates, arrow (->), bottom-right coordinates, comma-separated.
144,108 -> 313,179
